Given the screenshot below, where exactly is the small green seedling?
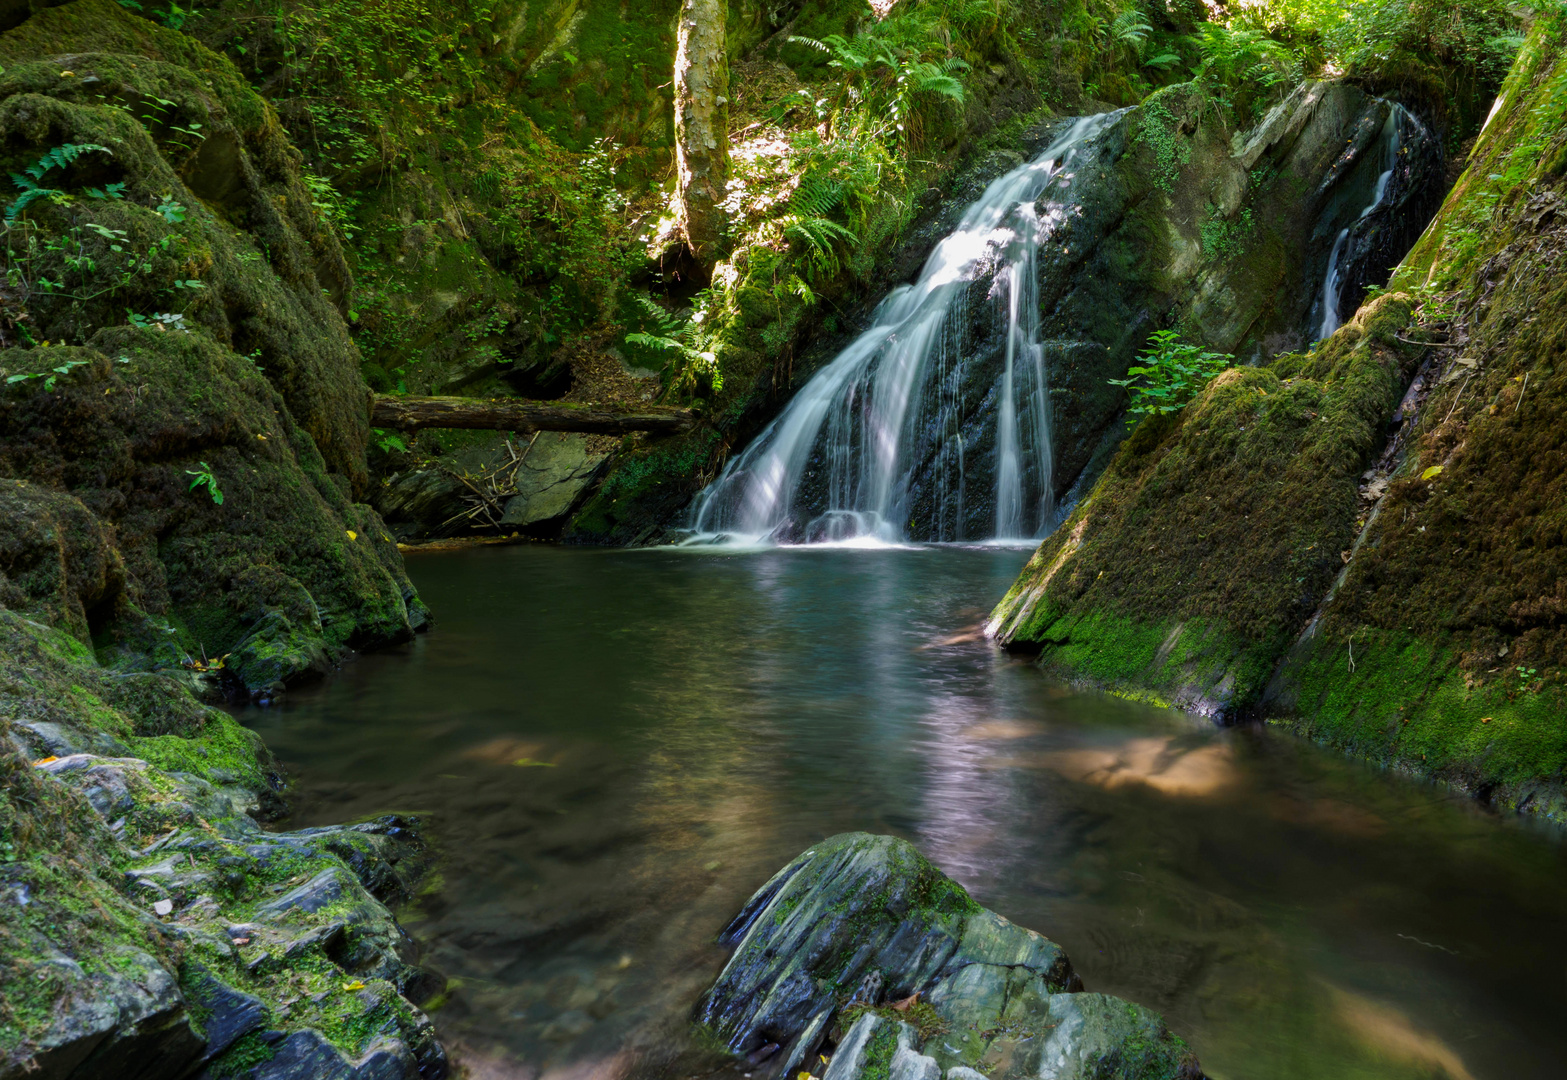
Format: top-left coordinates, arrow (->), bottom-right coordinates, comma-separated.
186,461 -> 224,504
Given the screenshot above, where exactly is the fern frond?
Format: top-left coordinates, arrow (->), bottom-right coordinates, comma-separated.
624,332 -> 687,353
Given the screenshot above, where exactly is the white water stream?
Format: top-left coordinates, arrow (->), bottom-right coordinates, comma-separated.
687,113 -> 1121,546
1315,106 -> 1414,341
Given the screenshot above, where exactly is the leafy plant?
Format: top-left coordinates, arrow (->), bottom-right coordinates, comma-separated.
186,461 -> 224,504
623,293 -> 723,396
5,357 -> 87,391
156,196 -> 188,224
1194,23 -> 1299,119
372,427 -> 409,454
2,219 -> 191,320
787,33 -> 967,149
1517,665 -> 1539,690
128,311 -> 190,332
6,143 -> 113,220
1109,328 -> 1234,425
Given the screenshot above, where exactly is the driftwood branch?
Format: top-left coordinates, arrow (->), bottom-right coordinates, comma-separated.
370,396 -> 699,435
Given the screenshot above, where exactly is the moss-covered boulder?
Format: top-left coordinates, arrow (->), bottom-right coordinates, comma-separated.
700,833 -> 1199,1080
989,295 -> 1420,715
0,0 -> 428,692
0,335 -> 422,695
1261,10 -> 1567,817
0,0 -> 370,490
0,610 -> 445,1079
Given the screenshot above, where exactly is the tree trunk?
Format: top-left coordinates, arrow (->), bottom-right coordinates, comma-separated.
370,396 -> 699,435
674,0 -> 730,262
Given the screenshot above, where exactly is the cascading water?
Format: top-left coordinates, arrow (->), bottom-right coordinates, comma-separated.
1315,105 -> 1421,341
685,113 -> 1121,546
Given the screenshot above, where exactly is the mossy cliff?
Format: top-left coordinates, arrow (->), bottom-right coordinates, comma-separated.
1262,8 -> 1567,818
990,294 -> 1421,714
993,7 -> 1567,814
0,0 -> 426,696
0,610 -> 445,1079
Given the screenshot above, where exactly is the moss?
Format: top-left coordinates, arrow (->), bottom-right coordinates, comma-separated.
1259,9 -> 1567,810
203,1031 -> 278,1077
0,0 -> 371,489
857,1018 -> 900,1080
992,296 -> 1420,716
128,710 -> 277,793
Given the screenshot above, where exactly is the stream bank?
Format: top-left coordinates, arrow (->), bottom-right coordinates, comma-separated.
990,8 -> 1567,820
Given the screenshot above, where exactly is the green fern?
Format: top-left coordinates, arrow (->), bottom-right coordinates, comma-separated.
7,143 -> 113,220
782,215 -> 860,279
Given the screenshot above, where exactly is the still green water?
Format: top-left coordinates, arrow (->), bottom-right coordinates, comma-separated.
242,545 -> 1567,1080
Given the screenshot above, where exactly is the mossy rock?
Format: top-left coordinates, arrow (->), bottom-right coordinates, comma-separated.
0,609 -> 444,1077
0,0 -> 371,490
0,333 -> 420,692
700,833 -> 1199,1080
989,295 -> 1421,716
1260,10 -> 1567,816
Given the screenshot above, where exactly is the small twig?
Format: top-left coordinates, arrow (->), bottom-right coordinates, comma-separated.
1394,334 -> 1461,347
1442,375 -> 1472,425
1515,372 -> 1529,414
1348,634 -> 1356,674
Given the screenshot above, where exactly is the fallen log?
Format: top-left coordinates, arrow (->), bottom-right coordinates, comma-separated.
370,395 -> 699,435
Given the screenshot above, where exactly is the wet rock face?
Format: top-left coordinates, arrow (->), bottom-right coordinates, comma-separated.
0,611 -> 447,1080
701,833 -> 1200,1080
689,81 -> 1447,545
1304,101 -> 1447,339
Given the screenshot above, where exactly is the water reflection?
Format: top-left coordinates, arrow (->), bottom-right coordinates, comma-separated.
243,546 -> 1567,1080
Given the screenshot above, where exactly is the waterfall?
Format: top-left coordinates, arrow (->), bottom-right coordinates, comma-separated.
687,112 -> 1120,546
1315,106 -> 1414,342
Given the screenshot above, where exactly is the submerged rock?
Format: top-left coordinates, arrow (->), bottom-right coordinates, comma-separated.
701,833 -> 1201,1080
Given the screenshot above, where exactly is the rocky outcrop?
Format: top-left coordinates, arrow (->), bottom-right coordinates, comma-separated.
374,431 -> 608,540
989,294 -> 1422,716
1261,10 -> 1567,818
701,833 -> 1201,1080
571,76 -> 1443,544
991,9 -> 1567,814
0,0 -> 428,694
0,610 -> 446,1079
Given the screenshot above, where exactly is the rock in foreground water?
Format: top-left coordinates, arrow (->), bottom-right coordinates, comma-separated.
700,833 -> 1201,1080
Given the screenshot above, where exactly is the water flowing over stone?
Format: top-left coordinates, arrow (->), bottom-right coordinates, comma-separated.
688,114 -> 1122,545
1312,104 -> 1438,341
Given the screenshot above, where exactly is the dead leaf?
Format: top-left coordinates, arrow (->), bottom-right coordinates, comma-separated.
891,992 -> 920,1012
342,980 -> 366,991
32,756 -> 59,766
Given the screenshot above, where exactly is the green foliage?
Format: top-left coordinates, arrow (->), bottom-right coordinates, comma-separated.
2,217 -> 194,333
1236,0 -> 1524,138
302,170 -> 358,240
786,31 -> 968,149
370,428 -> 408,454
1136,96 -> 1192,194
6,144 -> 113,220
185,461 -> 224,505
5,357 -> 87,392
1109,328 -> 1233,425
624,298 -> 723,396
1201,208 -> 1254,259
1193,22 -> 1299,120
